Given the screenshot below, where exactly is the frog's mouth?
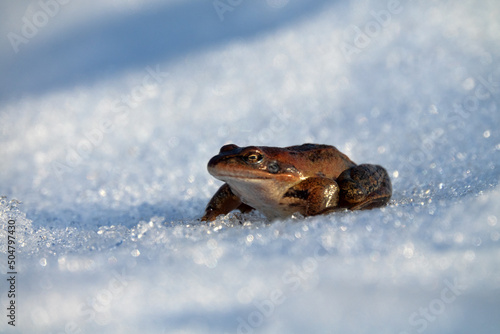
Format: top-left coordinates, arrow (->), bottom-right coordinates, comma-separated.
209,170 -> 301,191
208,168 -> 273,181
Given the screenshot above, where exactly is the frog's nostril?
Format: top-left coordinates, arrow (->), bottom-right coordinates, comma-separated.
220,144 -> 239,153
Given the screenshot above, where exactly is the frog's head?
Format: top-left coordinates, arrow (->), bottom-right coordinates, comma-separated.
207,144 -> 304,188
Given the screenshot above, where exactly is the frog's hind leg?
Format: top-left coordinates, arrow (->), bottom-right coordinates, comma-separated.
283,177 -> 340,217
336,164 -> 392,210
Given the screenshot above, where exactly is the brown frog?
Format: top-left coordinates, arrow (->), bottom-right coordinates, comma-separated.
201,144 -> 392,221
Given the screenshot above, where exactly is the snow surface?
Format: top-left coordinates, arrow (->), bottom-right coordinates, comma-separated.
1,0 -> 500,333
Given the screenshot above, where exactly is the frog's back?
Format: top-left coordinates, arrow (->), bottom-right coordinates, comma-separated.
284,143 -> 356,179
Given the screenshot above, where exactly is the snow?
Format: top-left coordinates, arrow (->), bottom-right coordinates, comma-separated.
1,0 -> 500,333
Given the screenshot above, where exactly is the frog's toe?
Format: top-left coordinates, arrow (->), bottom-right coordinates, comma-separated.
348,194 -> 391,210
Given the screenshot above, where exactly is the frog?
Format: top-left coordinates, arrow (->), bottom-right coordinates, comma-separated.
201,143 -> 392,221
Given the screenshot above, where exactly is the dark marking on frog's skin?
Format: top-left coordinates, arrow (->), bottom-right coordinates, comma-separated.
289,144 -> 335,163
306,150 -> 329,163
291,143 -> 330,152
201,143 -> 392,221
284,188 -> 310,201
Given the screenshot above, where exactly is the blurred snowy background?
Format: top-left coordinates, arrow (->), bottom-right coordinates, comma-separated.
1,0 -> 500,333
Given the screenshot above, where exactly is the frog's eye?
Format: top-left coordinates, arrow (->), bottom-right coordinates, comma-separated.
245,152 -> 263,164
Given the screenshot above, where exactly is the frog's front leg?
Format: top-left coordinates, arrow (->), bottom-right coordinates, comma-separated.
336,164 -> 392,210
201,183 -> 254,221
283,177 -> 340,216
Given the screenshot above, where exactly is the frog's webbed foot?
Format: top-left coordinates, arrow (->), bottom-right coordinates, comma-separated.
336,164 -> 392,210
201,183 -> 254,222
284,177 -> 340,217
